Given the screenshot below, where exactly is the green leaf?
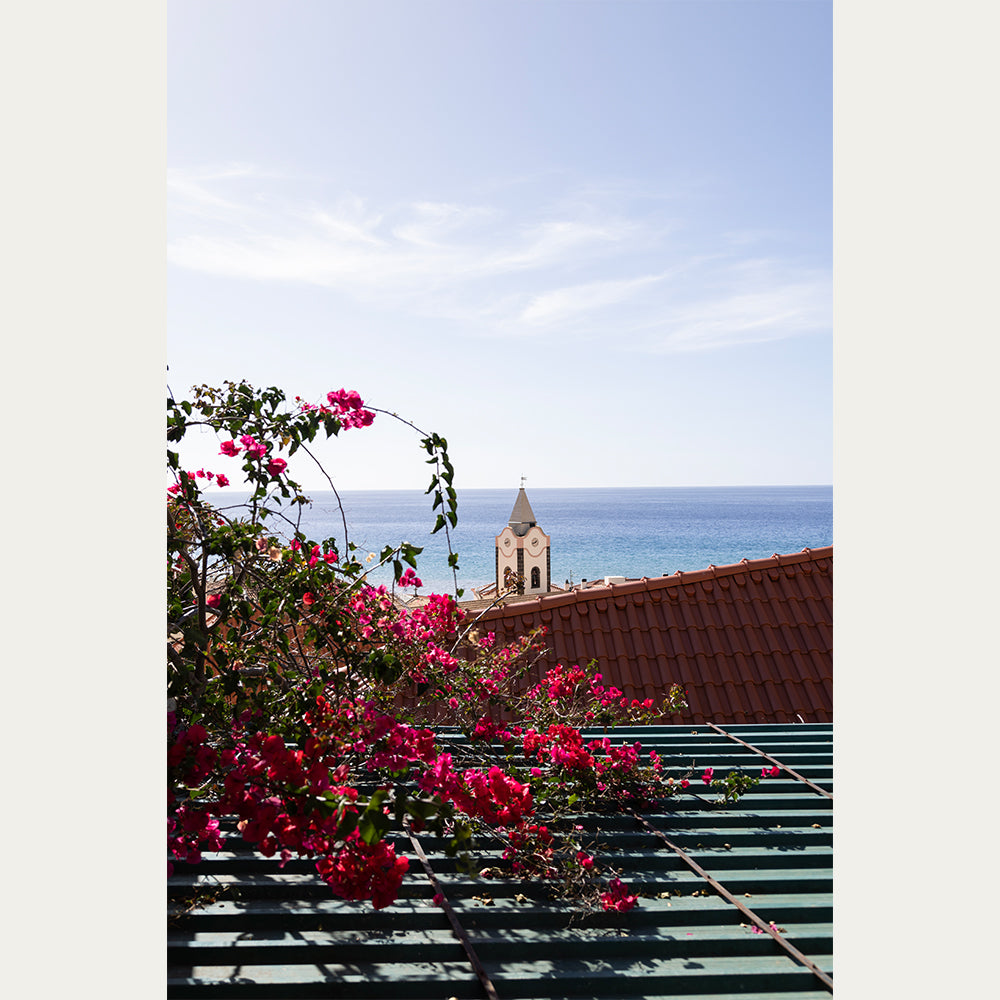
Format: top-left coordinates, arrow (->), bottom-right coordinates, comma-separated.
406,798 -> 439,821
358,791 -> 391,845
334,810 -> 359,841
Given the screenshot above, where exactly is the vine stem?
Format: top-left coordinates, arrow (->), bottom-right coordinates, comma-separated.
369,407 -> 462,597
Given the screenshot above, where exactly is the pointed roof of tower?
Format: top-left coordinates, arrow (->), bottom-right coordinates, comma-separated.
508,487 -> 537,533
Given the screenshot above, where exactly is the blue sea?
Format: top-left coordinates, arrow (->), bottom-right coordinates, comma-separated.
212,486 -> 832,595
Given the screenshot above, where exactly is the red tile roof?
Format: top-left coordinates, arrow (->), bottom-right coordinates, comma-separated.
472,546 -> 832,725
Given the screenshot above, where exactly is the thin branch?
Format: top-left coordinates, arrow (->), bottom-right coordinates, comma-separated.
293,439 -> 351,552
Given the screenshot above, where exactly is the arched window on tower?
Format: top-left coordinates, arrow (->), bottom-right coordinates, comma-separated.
531,566 -> 541,589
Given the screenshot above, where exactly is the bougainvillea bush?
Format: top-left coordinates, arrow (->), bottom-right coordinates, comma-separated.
167,380 -> 766,913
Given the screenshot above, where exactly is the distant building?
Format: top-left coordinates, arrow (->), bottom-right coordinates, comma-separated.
494,486 -> 551,596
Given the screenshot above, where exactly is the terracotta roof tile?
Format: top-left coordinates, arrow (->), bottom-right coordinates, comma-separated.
475,546 -> 833,724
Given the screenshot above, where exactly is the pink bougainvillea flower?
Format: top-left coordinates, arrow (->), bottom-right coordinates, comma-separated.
206,594 -> 221,609
432,892 -> 445,907
350,409 -> 375,428
219,440 -> 240,456
302,592 -> 315,608
680,779 -> 690,788
327,388 -> 363,410
600,877 -> 638,912
768,766 -> 781,777
702,767 -> 714,785
215,474 -> 229,488
167,484 -> 181,495
239,435 -> 268,460
266,458 -> 287,477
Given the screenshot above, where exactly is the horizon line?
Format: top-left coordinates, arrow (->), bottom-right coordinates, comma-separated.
201,482 -> 833,493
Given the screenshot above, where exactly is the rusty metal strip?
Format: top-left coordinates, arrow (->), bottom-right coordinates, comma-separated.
707,722 -> 833,800
629,809 -> 833,993
404,821 -> 500,1000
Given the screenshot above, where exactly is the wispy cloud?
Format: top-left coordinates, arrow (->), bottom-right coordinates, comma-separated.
168,166 -> 829,351
635,264 -> 830,353
519,271 -> 672,326
167,163 -> 275,217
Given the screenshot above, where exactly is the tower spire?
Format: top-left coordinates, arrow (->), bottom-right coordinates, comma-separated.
508,486 -> 537,533
496,483 -> 550,596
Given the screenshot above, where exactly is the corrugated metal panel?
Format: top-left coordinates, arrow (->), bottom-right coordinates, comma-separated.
168,723 -> 833,998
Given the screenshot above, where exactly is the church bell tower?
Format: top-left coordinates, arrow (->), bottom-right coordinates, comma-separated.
495,483 -> 550,596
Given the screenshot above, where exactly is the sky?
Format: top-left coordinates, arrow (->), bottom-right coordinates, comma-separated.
168,0 -> 832,491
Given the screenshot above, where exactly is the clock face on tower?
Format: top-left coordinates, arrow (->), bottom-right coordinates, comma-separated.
530,537 -> 539,548
502,536 -> 512,551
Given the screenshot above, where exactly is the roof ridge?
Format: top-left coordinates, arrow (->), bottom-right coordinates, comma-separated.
476,546 -> 832,620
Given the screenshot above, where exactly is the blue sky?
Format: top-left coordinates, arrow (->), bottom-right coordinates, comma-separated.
168,0 -> 831,490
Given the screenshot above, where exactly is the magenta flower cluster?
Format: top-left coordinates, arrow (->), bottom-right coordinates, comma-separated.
168,381 -> 759,918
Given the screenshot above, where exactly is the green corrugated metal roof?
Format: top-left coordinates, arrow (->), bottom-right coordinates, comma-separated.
168,723 -> 833,998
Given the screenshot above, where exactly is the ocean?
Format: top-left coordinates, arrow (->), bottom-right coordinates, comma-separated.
210,486 -> 832,596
